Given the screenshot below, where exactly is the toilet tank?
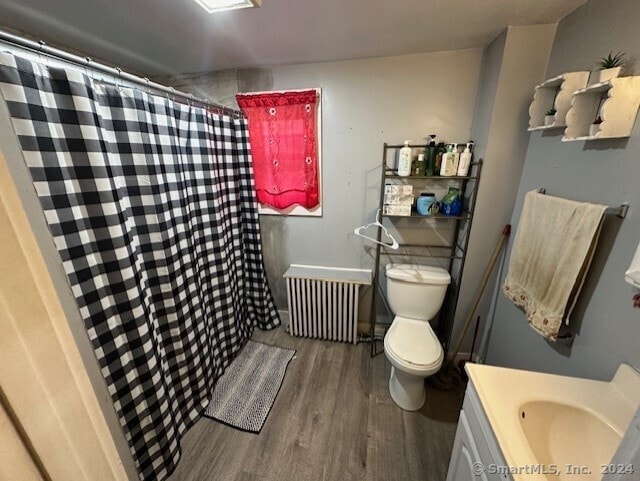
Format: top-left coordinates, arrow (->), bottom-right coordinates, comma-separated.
385,264 -> 451,321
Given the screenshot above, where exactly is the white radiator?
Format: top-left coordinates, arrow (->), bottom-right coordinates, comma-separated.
283,265 -> 372,344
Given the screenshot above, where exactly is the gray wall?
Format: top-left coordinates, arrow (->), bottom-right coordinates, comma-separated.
485,0 -> 640,380
153,69 -> 273,110
163,50 -> 485,314
266,50 -> 483,313
451,24 -> 556,354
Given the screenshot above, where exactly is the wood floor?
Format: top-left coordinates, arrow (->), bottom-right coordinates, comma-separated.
168,327 -> 464,481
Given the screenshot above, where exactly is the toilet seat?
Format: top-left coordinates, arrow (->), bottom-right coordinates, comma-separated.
384,316 -> 444,375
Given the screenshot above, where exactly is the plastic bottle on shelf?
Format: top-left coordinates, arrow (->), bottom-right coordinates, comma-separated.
439,144 -> 451,176
397,140 -> 412,177
413,153 -> 426,176
457,142 -> 473,176
425,135 -> 437,175
440,144 -> 458,176
434,142 -> 447,175
452,144 -> 460,175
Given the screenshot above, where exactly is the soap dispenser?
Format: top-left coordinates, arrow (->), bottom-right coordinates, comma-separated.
440,144 -> 459,176
457,142 -> 473,176
452,144 -> 460,175
439,144 -> 452,176
397,140 -> 412,177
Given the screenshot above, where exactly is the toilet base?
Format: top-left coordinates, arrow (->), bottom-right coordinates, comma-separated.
388,366 -> 427,411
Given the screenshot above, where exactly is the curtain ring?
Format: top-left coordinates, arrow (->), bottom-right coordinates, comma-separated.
188,92 -> 194,107
84,56 -> 94,82
114,67 -> 123,91
143,77 -> 150,94
38,40 -> 50,69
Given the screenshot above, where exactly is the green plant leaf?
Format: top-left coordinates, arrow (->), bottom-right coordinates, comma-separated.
598,51 -> 625,70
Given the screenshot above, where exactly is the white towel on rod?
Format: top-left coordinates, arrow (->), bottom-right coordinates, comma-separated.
503,190 -> 607,341
625,242 -> 640,288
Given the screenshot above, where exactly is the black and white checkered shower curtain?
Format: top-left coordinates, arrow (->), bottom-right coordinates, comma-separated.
0,53 -> 280,481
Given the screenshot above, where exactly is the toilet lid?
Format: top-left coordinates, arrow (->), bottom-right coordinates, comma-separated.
387,317 -> 443,367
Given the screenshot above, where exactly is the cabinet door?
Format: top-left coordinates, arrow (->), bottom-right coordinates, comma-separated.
446,410 -> 488,481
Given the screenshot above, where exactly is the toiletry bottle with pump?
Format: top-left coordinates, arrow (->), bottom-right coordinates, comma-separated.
425,135 -> 437,175
457,142 -> 473,176
397,140 -> 412,177
440,144 -> 455,176
434,142 -> 446,175
439,144 -> 451,176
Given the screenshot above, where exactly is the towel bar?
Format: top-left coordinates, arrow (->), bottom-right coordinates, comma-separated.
556,332 -> 575,347
537,188 -> 629,219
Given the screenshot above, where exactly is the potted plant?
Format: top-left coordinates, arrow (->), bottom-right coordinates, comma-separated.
544,108 -> 557,126
590,51 -> 625,84
590,115 -> 603,137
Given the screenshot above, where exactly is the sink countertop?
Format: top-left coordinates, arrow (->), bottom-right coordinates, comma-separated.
466,363 -> 640,481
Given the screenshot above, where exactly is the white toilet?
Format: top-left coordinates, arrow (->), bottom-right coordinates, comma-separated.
384,263 -> 451,411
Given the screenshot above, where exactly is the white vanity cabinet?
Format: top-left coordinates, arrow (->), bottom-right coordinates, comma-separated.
448,363 -> 640,481
447,381 -> 511,481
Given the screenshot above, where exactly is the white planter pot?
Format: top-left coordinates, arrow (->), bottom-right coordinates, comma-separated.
544,115 -> 556,126
589,67 -> 621,85
589,123 -> 601,137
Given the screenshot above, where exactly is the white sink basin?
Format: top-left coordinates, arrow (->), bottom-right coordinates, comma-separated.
519,401 -> 622,480
466,363 -> 640,481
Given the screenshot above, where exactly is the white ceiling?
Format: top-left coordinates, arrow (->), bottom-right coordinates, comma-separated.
0,0 -> 586,76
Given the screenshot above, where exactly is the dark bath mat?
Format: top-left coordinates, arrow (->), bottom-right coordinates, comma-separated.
204,340 -> 295,433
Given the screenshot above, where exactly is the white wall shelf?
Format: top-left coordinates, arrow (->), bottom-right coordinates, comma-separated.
528,71 -> 590,131
563,76 -> 640,141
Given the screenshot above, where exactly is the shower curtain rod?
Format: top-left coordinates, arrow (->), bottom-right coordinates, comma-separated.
0,29 -> 243,118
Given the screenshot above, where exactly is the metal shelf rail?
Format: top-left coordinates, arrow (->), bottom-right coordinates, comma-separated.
369,142 -> 483,357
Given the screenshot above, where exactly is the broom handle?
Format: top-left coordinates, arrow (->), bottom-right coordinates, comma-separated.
448,224 -> 511,363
